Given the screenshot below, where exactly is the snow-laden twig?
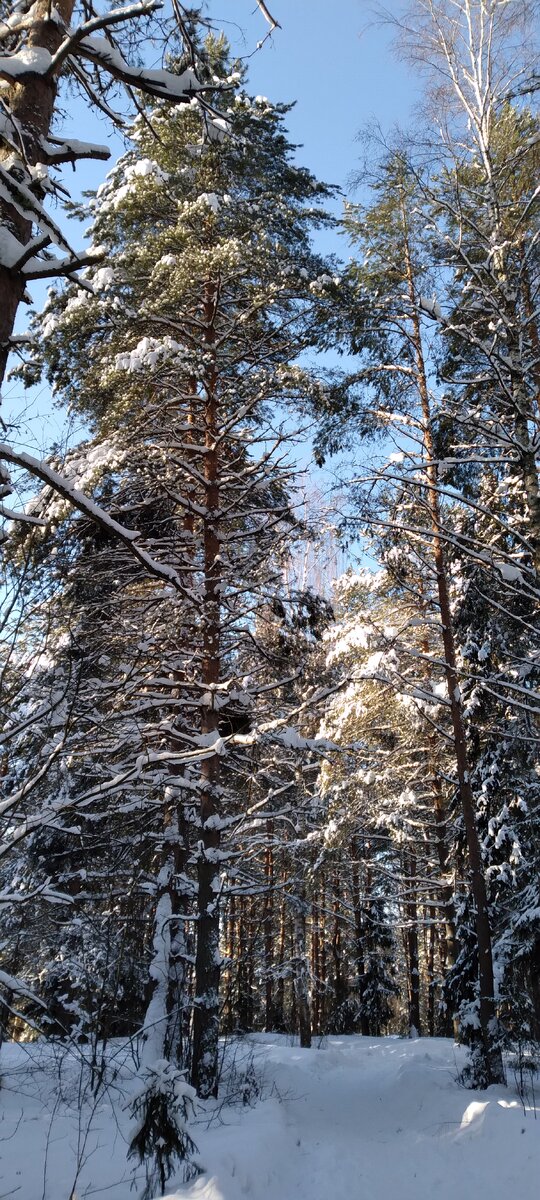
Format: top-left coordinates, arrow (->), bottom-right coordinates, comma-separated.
0,444 -> 182,589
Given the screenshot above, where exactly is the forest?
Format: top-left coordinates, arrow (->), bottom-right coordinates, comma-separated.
0,1 -> 539,1198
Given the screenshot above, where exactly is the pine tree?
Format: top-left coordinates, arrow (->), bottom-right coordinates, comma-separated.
392,0 -> 540,1057
309,150 -> 506,1081
5,46 -> 340,1185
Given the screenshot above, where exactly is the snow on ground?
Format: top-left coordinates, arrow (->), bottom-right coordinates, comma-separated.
170,1036 -> 540,1200
0,1035 -> 538,1200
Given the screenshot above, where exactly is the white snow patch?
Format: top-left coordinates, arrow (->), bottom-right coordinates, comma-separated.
495,561 -> 524,583
0,1035 -> 537,1200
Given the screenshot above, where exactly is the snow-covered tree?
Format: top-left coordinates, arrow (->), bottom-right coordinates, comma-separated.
311,149 -> 506,1081
4,45 -> 340,1164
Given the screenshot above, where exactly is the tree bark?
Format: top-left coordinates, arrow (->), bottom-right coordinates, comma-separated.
0,0 -> 76,388
402,205 -> 505,1084
292,901 -> 312,1047
274,884 -> 287,1031
264,823 -> 275,1031
351,845 -> 370,1036
191,281 -> 222,1099
291,807 -> 311,1047
404,849 -> 421,1037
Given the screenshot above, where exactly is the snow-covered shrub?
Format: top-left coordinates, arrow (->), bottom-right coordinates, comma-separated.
129,1058 -> 199,1198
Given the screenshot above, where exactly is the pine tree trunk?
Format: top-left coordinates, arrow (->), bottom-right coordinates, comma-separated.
166,793 -> 191,1066
222,891 -> 236,1033
319,872 -> 328,1033
275,886 -> 287,1031
364,863 -> 376,1036
191,282 -> 222,1099
292,902 -> 312,1047
402,216 -> 505,1085
427,921 -> 436,1038
190,745 -> 221,1097
311,890 -> 321,1036
332,870 -> 347,1017
264,824 -> 275,1031
351,847 -> 369,1037
237,895 -> 251,1031
291,807 -> 312,1047
430,768 -> 460,1038
404,849 -> 421,1037
421,635 -> 459,993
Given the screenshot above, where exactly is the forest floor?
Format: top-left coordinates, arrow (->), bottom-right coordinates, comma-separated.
0,1034 -> 538,1199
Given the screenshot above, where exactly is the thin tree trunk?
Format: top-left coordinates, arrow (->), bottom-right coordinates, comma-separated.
222,891 -> 236,1033
311,889 -> 321,1036
292,807 -> 311,1047
427,921 -> 436,1038
275,884 -> 287,1031
292,902 -> 312,1047
404,849 -> 421,1037
351,845 -> 369,1036
332,870 -> 347,1016
319,871 -> 328,1033
236,895 -> 251,1031
264,822 -> 275,1031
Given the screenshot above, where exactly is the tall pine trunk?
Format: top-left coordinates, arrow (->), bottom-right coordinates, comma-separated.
191,282 -> 222,1099
402,209 -> 505,1085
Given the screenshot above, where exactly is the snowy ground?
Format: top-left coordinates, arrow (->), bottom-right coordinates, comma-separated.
0,1034 -> 538,1200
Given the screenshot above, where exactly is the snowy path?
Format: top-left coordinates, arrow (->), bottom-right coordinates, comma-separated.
172,1036 -> 540,1200
0,1035 -> 538,1199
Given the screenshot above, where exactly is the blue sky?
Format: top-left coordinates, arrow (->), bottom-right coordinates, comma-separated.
53,2 -> 420,255
10,1 -> 422,302
217,1 -> 418,209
